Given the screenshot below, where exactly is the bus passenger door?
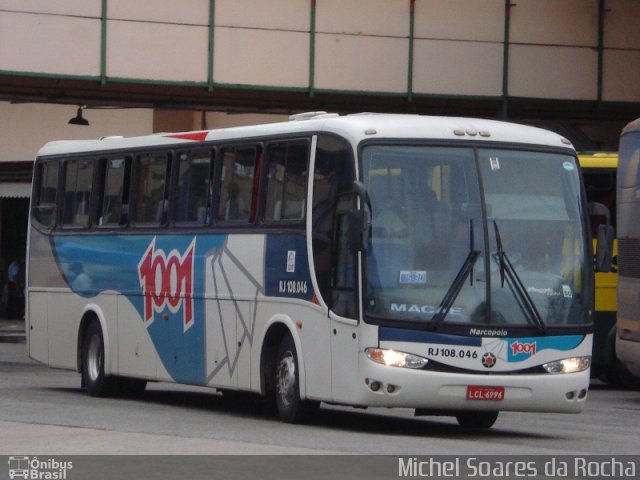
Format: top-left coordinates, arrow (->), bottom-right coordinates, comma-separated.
329,198 -> 360,402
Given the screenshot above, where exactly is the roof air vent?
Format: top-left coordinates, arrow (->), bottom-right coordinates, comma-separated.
289,111 -> 329,121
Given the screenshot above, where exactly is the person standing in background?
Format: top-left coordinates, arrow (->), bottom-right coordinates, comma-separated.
7,259 -> 25,319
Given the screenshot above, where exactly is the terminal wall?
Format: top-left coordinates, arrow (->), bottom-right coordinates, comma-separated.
0,0 -> 638,102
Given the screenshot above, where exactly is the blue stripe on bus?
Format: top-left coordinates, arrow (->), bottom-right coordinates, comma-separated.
507,335 -> 585,362
52,234 -> 225,385
51,233 -> 314,385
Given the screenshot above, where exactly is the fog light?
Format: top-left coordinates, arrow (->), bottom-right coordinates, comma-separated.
370,381 -> 381,392
566,391 -> 576,400
578,389 -> 588,399
387,384 -> 396,394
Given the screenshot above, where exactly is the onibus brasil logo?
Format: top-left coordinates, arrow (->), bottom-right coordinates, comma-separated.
138,237 -> 196,332
8,456 -> 73,479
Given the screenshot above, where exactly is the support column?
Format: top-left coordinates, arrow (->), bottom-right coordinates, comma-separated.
407,0 -> 415,102
500,1 -> 514,120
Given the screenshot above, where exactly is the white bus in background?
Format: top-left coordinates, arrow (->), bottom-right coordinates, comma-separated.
27,112 -> 610,429
616,118 -> 640,385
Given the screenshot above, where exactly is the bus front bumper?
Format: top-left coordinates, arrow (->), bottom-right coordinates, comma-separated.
356,359 -> 590,414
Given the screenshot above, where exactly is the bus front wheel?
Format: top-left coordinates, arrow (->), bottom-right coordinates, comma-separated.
455,411 -> 499,429
275,335 -> 313,423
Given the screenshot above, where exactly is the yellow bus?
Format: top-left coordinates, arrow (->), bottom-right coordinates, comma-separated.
578,152 -> 621,384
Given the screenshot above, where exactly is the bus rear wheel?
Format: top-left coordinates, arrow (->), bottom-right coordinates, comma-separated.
81,321 -> 147,397
81,321 -> 118,397
455,411 -> 499,429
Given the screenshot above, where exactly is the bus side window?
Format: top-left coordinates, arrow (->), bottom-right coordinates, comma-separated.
131,152 -> 170,226
264,140 -> 309,222
173,149 -> 213,225
311,134 -> 356,316
217,146 -> 261,224
99,157 -> 130,227
32,160 -> 60,228
61,158 -> 94,229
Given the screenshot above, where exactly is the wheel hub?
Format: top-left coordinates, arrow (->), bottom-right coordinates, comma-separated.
276,352 -> 296,407
87,334 -> 102,382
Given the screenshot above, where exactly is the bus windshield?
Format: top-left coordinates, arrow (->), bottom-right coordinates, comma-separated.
362,145 -> 592,329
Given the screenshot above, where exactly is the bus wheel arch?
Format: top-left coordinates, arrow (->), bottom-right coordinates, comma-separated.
260,322 -> 293,399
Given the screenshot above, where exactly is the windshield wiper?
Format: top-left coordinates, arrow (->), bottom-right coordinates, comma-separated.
431,220 -> 480,330
492,221 -> 546,333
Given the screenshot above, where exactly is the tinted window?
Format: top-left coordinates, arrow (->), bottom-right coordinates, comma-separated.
311,134 -> 355,314
62,158 -> 94,228
33,160 -> 59,227
265,141 -> 309,222
174,150 -> 213,225
132,153 -> 170,225
99,157 -> 130,227
217,146 -> 260,223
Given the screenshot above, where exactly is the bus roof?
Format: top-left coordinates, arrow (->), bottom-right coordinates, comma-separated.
36,112 -> 575,157
577,151 -> 618,169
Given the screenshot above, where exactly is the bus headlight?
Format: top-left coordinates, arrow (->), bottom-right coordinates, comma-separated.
542,356 -> 591,374
365,348 -> 428,369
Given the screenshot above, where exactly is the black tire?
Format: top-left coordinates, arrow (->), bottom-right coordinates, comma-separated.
455,411 -> 499,429
81,321 -> 119,397
274,335 -> 308,423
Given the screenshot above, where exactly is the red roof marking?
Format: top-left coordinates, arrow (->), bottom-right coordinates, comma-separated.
164,131 -> 209,142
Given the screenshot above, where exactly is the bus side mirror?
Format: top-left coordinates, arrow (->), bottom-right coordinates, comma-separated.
588,201 -> 611,226
595,224 -> 614,272
588,201 -> 614,272
347,181 -> 371,253
348,209 -> 367,253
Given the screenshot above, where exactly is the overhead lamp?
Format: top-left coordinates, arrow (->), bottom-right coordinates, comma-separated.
68,106 -> 89,126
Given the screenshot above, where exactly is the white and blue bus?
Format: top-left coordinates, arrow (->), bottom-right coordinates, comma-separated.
616,118 -> 640,385
27,113 -> 606,428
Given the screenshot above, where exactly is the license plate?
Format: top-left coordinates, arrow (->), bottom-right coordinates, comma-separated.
467,385 -> 505,401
